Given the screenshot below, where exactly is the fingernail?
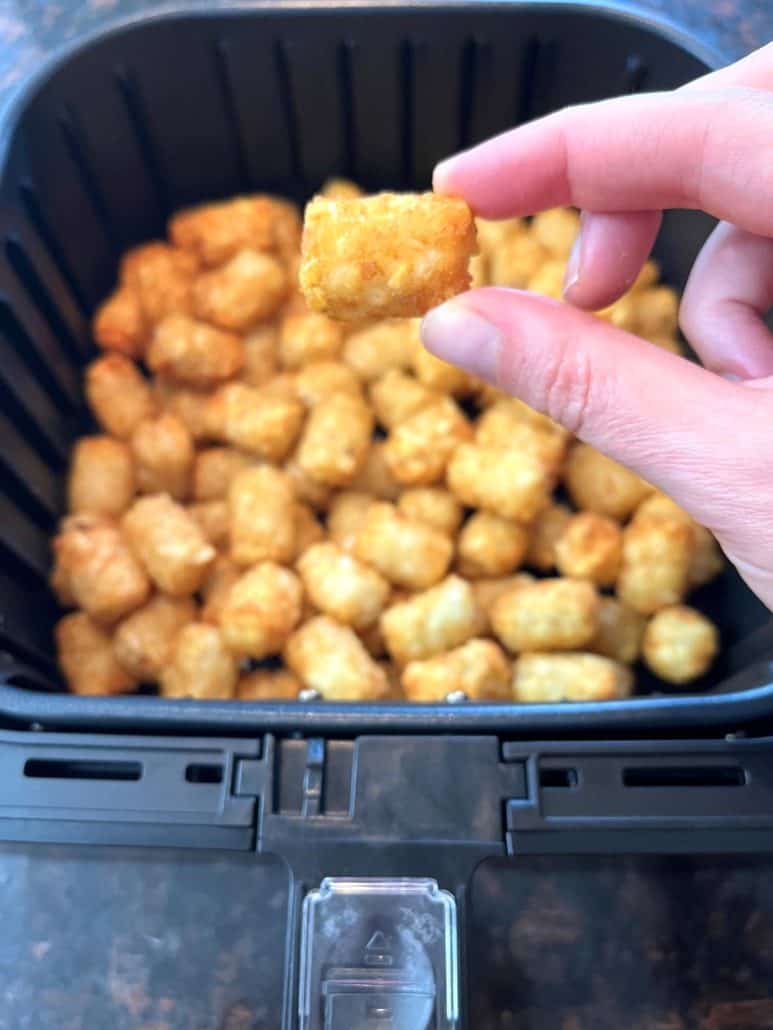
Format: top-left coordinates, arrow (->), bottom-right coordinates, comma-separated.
563,213 -> 585,297
432,158 -> 453,192
421,300 -> 501,381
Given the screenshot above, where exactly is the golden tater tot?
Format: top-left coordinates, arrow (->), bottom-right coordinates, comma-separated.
531,207 -> 580,259
85,353 -> 155,440
458,512 -> 530,578
260,372 -> 300,400
369,369 -> 438,429
513,652 -> 633,703
475,216 -> 524,255
383,397 -> 472,486
192,447 -> 251,502
188,500 -> 229,547
595,293 -> 637,332
591,597 -> 646,665
476,401 -> 568,469
130,412 -> 194,501
170,194 -> 301,267
278,312 -> 344,369
343,319 -> 418,381
300,192 -> 476,320
93,285 -> 146,359
53,514 -> 150,624
50,550 -> 76,608
525,502 -> 572,572
298,541 -> 390,630
121,242 -> 197,325
200,554 -> 241,624
354,501 -> 453,590
411,345 -> 478,397
228,466 -> 296,566
193,249 -> 287,331
113,595 -> 197,681
617,517 -> 692,615
348,441 -> 401,500
237,668 -> 302,701
159,385 -> 212,443
160,623 -> 238,699
447,443 -> 553,523
327,491 -> 375,552
284,453 -> 333,511
296,393 -> 373,486
380,575 -> 485,664
527,259 -> 567,300
293,502 -> 325,559
321,177 -> 363,200
122,494 -> 215,597
634,285 -> 679,338
147,313 -> 244,389
563,443 -> 651,521
643,605 -> 719,684
472,574 -> 534,630
56,612 -> 137,696
295,360 -> 361,407
67,436 -> 135,518
397,487 -> 463,536
554,512 -> 622,587
402,639 -> 511,702
205,382 -> 305,462
218,562 -> 303,658
241,325 -> 279,386
284,615 -> 389,700
489,232 -> 546,288
490,577 -> 599,654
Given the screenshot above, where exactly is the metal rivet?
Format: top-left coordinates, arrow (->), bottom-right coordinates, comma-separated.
445,690 -> 468,704
299,688 -> 322,703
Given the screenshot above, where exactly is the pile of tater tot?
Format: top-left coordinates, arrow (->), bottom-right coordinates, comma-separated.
51,180 -> 722,704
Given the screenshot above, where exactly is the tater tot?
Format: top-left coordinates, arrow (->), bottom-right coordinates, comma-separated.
170,194 -> 301,267
563,443 -> 651,520
113,594 -> 197,681
642,605 -> 719,684
397,487 -> 463,536
343,320 -> 418,381
193,249 -> 287,330
354,502 -> 453,590
200,554 -> 241,624
285,453 -> 333,511
53,514 -> 150,624
447,443 -> 553,523
476,402 -> 568,470
293,502 -> 325,558
67,436 -> 135,518
188,500 -> 229,547
411,345 -> 477,397
295,360 -> 361,407
123,494 -> 215,597
591,597 -> 646,664
56,612 -> 137,695
348,441 -> 401,500
296,393 -> 373,486
402,638 -> 511,702
130,412 -> 194,500
298,541 -> 390,630
159,623 -> 238,699
490,578 -> 599,653
300,192 -> 476,320
617,517 -> 692,615
205,382 -> 305,462
218,562 -> 303,658
85,353 -> 155,440
525,502 -> 572,572
383,397 -> 472,486
369,369 -> 438,429
631,259 -> 660,292
278,313 -> 344,369
634,285 -> 679,338
193,447 -> 251,502
242,325 -> 279,387
159,386 -> 212,443
321,177 -> 363,200
554,512 -> 623,587
512,652 -> 633,703
489,232 -> 546,288
458,512 -> 530,578
284,615 -> 389,700
595,293 -> 637,333
147,313 -> 244,389
237,668 -> 302,701
527,259 -> 568,300
121,242 -> 197,325
689,525 -> 724,589
93,285 -> 146,359
327,491 -> 375,552
228,466 -> 296,566
380,575 -> 485,664
531,207 -> 580,259
472,574 -> 533,629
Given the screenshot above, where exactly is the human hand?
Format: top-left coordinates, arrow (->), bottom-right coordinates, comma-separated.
421,43 -> 773,610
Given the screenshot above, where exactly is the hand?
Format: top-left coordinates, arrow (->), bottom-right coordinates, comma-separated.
421,43 -> 773,610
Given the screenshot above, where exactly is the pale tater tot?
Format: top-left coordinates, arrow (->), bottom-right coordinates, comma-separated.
237,668 -> 302,701
53,514 -> 150,624
531,207 -> 580,259
295,360 -> 361,407
113,595 -> 197,681
617,517 -> 692,615
123,494 -> 215,597
402,639 -> 511,703
159,386 -> 212,443
472,574 -> 534,629
193,249 -> 287,330
293,502 -> 325,558
160,623 -> 238,699
260,372 -> 300,400
206,382 -> 305,462
121,242 -> 197,325
56,612 -> 137,696
130,412 -> 194,501
564,443 -> 651,520
285,453 -> 333,511
591,597 -> 646,665
193,447 -> 251,502
476,403 -> 567,470
296,393 -> 373,486
490,578 -> 599,654
447,443 -> 553,523
642,605 -> 719,684
279,313 -> 344,369
554,512 -> 623,587
67,436 -> 135,518
93,285 -> 146,359
327,491 -> 375,552
411,345 -> 477,397
321,177 -> 363,200
284,615 -> 389,700
300,192 -> 476,320
634,285 -> 679,338
218,562 -> 303,658
200,554 -> 241,624
170,194 -> 301,267
475,216 -> 524,256
354,502 -> 453,590
298,541 -> 390,630
525,502 -> 572,572
188,500 -> 229,547
369,369 -> 438,429
242,325 -> 279,387
383,397 -> 472,486
343,320 -> 418,381
380,575 -> 486,664
348,441 -> 401,500
527,259 -> 568,300
489,232 -> 546,288
458,512 -> 530,578
397,488 -> 463,536
512,652 -> 633,703
147,313 -> 244,389
85,353 -> 155,440
228,466 -> 296,566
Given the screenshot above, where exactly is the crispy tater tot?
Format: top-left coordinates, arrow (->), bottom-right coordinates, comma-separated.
327,491 -> 375,552
278,312 -> 344,369
284,615 -> 389,700
513,652 -> 633,703
93,285 -> 146,359
228,465 -> 296,566
67,436 -> 135,518
397,488 -> 463,536
300,192 -> 476,320
458,512 -> 530,578
617,516 -> 693,615
218,562 -> 303,658
343,319 -> 418,381
242,325 -> 279,387
260,372 -> 300,401
53,514 -> 150,624
383,396 -> 472,486
285,453 -> 333,511
293,502 -> 325,558
591,597 -> 646,665
354,501 -> 453,590
642,605 -> 719,684
193,249 -> 287,331
488,232 -> 546,288
295,360 -> 362,407
121,242 -> 197,325
188,500 -> 229,547
490,577 -> 599,654
447,443 -> 553,523
170,194 -> 301,267
527,259 -> 567,300
200,554 -> 241,624
56,612 -> 137,695
160,623 -> 238,699
158,385 -> 212,443
475,216 -> 524,255
634,285 -> 679,338
563,443 -> 651,520
411,345 -> 478,397
525,502 -> 572,572
130,412 -> 194,501
296,393 -> 373,486
123,494 -> 215,597
113,594 -> 197,681
298,541 -> 390,630
380,575 -> 486,665
471,574 -> 534,630
402,638 -> 511,702
205,382 -> 305,462
193,447 -> 251,502
237,668 -> 302,701
85,353 -> 155,440
531,207 -> 580,259
348,441 -> 401,500
147,313 -> 244,389
369,369 -> 438,429
476,401 -> 568,469
321,177 -> 363,200
554,512 -> 623,587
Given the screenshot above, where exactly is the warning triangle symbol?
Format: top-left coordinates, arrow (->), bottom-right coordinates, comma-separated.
366,930 -> 390,952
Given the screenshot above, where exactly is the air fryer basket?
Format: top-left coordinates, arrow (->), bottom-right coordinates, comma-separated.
0,2 -> 769,735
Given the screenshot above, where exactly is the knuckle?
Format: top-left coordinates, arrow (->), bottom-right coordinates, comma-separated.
538,331 -> 595,436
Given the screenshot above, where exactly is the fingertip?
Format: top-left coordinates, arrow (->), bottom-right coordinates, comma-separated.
432,158 -> 455,195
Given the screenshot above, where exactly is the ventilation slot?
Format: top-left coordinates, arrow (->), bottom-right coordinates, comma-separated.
213,40 -> 252,192
185,763 -> 224,784
24,759 -> 142,781
274,40 -> 303,184
115,66 -> 170,219
0,368 -> 68,472
623,766 -> 746,788
0,297 -> 77,415
540,767 -> 578,789
58,110 -> 120,254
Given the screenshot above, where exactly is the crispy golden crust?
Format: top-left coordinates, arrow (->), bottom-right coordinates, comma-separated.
279,313 -> 344,369
380,575 -> 486,665
617,517 -> 692,615
284,615 -> 389,700
147,314 -> 244,389
354,501 -> 453,591
121,242 -> 198,325
513,652 -> 633,703
295,360 -> 362,407
298,541 -> 390,630
369,369 -> 438,430
122,494 -> 215,597
93,285 -> 147,359
228,466 -> 297,566
554,512 -> 623,587
457,512 -> 530,579
85,353 -> 155,440
591,597 -> 646,665
396,488 -> 463,536
169,194 -> 301,267
402,638 -> 511,702
205,382 -> 305,462
525,502 -> 572,572
219,562 -> 303,658
343,319 -> 418,381
159,623 -> 238,699
447,443 -> 553,523
193,249 -> 287,330
56,612 -> 137,696
192,447 -> 252,502
113,595 -> 197,681
237,668 -> 302,701
642,605 -> 719,684
67,436 -> 136,518
383,397 -> 472,486
296,393 -> 373,487
187,500 -> 230,548
130,412 -> 194,501
490,578 -> 600,654
563,443 -> 651,521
